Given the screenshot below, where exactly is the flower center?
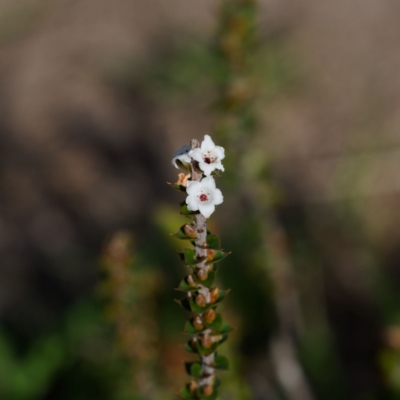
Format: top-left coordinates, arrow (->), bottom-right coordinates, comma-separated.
199,194 -> 208,202
204,157 -> 211,164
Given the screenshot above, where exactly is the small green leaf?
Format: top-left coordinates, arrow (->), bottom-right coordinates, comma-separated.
184,339 -> 198,353
185,248 -> 206,266
193,270 -> 215,288
181,202 -> 199,216
175,298 -> 192,311
173,224 -> 198,240
220,321 -> 233,334
175,159 -> 191,172
206,250 -> 231,265
173,226 -> 193,240
177,276 -> 198,292
185,362 -> 202,378
213,289 -> 230,306
184,343 -> 195,353
180,385 -> 197,399
214,354 -> 229,370
206,234 -> 221,249
213,377 -> 221,388
167,182 -> 187,193
217,334 -> 229,345
204,312 -> 223,332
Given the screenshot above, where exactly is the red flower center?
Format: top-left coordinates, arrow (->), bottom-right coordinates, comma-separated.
200,194 -> 208,202
204,157 -> 211,164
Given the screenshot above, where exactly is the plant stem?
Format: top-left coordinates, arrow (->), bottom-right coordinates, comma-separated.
190,139 -> 216,390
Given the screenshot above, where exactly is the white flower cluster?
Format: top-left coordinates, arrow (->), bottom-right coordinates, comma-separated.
172,135 -> 225,218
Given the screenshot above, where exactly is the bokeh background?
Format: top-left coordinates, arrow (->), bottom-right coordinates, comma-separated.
1,0 -> 400,399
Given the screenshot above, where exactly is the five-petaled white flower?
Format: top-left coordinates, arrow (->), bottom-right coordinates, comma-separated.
186,176 -> 223,218
172,145 -> 192,169
189,135 -> 225,176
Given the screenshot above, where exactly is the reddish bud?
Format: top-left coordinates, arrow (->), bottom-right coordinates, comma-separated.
189,380 -> 198,393
186,274 -> 196,287
196,269 -> 208,281
202,385 -> 213,396
201,334 -> 213,349
193,316 -> 204,331
212,334 -> 223,343
210,287 -> 219,303
203,309 -> 216,324
184,224 -> 197,238
207,249 -> 216,262
195,294 -> 207,308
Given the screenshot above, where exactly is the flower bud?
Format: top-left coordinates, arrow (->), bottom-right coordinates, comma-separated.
188,337 -> 198,351
202,385 -> 213,396
196,269 -> 208,281
207,249 -> 216,262
195,293 -> 207,308
203,309 -> 216,324
201,334 -> 213,349
212,334 -> 223,343
210,287 -> 219,303
189,380 -> 198,393
193,316 -> 204,331
184,224 -> 197,238
186,274 -> 196,287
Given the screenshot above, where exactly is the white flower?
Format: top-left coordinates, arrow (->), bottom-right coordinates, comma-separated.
172,145 -> 192,169
189,135 -> 225,176
186,176 -> 223,218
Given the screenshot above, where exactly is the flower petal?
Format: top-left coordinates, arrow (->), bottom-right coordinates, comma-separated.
186,194 -> 199,211
201,135 -> 215,152
212,146 -> 225,161
212,189 -> 223,205
213,161 -> 225,172
186,181 -> 201,195
201,176 -> 216,190
189,148 -> 203,163
199,203 -> 215,218
199,162 -> 215,176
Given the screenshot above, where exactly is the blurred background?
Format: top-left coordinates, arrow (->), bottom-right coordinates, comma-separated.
1,0 -> 400,399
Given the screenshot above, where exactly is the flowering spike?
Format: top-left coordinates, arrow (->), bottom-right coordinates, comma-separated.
171,137 -> 231,399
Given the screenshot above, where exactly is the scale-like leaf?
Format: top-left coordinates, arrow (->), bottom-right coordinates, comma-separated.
220,321 -> 233,334
175,298 -> 192,311
185,362 -> 203,378
184,248 -> 205,265
167,182 -> 186,193
175,159 -> 191,172
217,334 -> 229,346
214,354 -> 229,370
206,250 -> 231,265
181,202 -> 199,216
177,276 -> 198,292
180,385 -> 197,399
173,224 -> 196,240
212,289 -> 230,306
184,341 -> 197,353
206,234 -> 221,249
